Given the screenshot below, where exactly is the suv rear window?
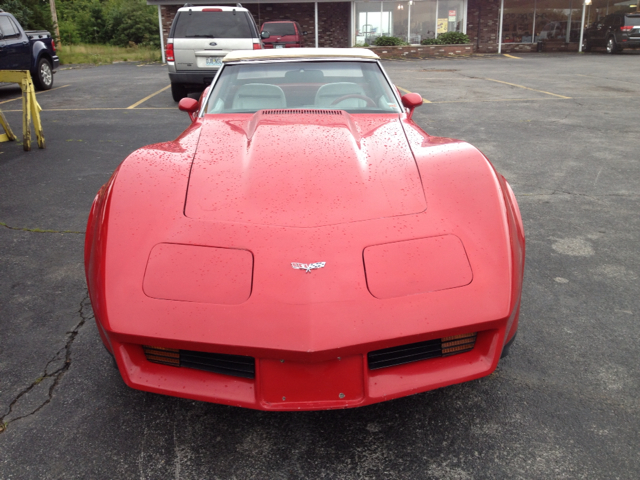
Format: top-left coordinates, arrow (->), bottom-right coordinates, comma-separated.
263,23 -> 296,36
625,15 -> 640,25
172,11 -> 254,38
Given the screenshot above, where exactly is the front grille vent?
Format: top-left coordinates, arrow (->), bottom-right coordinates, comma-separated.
143,346 -> 255,379
263,109 -> 343,116
368,333 -> 477,370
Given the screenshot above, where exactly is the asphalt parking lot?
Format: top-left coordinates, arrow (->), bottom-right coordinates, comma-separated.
1,52 -> 639,479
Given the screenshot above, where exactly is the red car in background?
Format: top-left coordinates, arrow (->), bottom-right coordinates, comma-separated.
261,20 -> 307,48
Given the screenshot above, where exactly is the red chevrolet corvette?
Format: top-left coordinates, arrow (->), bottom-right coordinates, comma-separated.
85,49 -> 524,410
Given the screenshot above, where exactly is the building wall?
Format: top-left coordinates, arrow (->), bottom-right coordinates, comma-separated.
467,0 -> 501,53
159,3 -> 350,49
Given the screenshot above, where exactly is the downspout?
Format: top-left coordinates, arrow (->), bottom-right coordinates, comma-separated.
498,0 -> 505,53
477,4 -> 481,50
158,5 -> 165,63
315,2 -> 319,48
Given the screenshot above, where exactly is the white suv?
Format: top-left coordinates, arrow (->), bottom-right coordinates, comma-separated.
166,4 -> 265,101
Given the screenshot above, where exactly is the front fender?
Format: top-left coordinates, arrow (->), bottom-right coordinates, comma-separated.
401,118 -> 525,348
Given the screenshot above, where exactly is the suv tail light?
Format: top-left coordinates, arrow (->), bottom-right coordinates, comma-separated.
253,42 -> 262,50
203,8 -> 223,11
166,43 -> 175,62
51,39 -> 56,52
620,26 -> 633,31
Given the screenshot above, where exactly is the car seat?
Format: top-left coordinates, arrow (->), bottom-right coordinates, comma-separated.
314,82 -> 368,108
232,83 -> 287,110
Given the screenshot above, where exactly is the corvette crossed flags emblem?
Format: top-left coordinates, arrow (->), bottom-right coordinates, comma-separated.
291,262 -> 326,273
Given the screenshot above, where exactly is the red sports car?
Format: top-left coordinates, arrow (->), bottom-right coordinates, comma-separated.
85,48 -> 525,411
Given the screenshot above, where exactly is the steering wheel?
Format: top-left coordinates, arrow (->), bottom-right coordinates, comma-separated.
330,94 -> 377,107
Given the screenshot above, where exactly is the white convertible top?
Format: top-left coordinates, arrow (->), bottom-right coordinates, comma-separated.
223,48 -> 380,63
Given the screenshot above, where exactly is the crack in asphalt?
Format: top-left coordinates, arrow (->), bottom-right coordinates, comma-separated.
0,292 -> 93,433
0,221 -> 84,234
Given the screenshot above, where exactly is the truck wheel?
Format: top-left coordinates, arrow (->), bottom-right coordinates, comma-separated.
171,83 -> 188,102
582,37 -> 592,52
33,58 -> 53,90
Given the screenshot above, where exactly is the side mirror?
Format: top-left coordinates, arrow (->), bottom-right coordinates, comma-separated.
303,31 -> 308,36
179,97 -> 199,121
401,93 -> 423,119
261,31 -> 270,39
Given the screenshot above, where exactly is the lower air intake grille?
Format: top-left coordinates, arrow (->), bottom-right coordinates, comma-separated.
143,346 -> 255,379
368,333 -> 477,370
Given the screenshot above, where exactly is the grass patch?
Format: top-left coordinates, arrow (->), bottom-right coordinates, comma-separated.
58,44 -> 163,66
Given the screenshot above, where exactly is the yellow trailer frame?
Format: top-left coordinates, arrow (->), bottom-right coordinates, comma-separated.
0,70 -> 45,151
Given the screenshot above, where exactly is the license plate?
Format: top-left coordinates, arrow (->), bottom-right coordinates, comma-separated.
275,44 -> 285,49
206,57 -> 222,66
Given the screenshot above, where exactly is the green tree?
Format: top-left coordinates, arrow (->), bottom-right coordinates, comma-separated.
107,0 -> 160,47
0,0 -> 53,31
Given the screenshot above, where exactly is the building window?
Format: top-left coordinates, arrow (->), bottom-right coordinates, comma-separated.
502,0 -> 582,44
355,0 -> 466,46
437,0 -> 465,36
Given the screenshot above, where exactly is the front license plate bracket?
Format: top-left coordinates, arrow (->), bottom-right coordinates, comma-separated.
260,355 -> 364,407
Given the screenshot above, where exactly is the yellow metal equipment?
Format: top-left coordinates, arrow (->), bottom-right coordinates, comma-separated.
0,70 -> 45,151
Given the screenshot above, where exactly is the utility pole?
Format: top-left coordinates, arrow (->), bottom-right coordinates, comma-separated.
50,0 -> 61,45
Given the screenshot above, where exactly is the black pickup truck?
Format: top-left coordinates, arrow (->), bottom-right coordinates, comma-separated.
0,10 -> 59,90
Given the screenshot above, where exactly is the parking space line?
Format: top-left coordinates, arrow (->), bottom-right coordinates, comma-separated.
482,78 -> 571,99
396,85 -> 432,103
0,84 -> 71,105
503,54 -> 522,59
127,85 -> 171,109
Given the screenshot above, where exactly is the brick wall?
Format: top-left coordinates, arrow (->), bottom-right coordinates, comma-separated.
160,5 -> 180,48
159,3 -> 350,49
369,45 -> 474,59
317,3 -> 350,48
466,0 -> 500,53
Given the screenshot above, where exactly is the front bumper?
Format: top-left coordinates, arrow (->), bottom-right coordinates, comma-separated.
101,314 -> 514,411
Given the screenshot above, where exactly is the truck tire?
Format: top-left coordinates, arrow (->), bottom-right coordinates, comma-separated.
171,83 -> 188,102
33,58 -> 53,90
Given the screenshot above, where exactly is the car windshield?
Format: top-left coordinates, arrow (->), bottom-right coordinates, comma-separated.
263,23 -> 296,36
205,61 -> 402,114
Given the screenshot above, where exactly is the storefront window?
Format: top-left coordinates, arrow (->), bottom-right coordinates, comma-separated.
535,0 -> 579,43
392,2 -> 410,41
355,0 -> 464,45
501,0 -> 582,43
411,1 -> 438,43
437,0 -> 465,35
502,0 -> 535,43
356,1 -> 387,45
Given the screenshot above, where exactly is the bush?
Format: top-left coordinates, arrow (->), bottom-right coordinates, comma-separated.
421,38 -> 443,45
58,20 -> 82,45
435,31 -> 471,44
374,36 -> 408,47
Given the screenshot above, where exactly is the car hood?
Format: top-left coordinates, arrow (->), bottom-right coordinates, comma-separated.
185,110 -> 426,227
